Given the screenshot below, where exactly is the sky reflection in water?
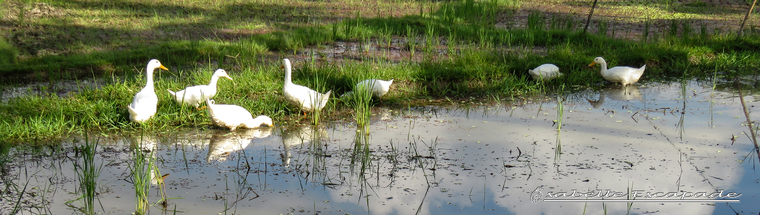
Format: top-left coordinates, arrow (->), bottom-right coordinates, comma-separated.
2,80 -> 758,215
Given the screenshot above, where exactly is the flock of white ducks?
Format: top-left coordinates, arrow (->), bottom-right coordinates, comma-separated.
128,56 -> 645,128
127,58 -> 394,130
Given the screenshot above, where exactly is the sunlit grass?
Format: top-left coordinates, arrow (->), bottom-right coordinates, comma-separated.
0,0 -> 759,144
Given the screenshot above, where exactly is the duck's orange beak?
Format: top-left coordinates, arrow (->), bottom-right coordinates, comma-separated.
588,62 -> 596,67
159,65 -> 169,70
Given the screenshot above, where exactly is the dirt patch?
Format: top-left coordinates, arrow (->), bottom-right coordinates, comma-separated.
3,2 -> 68,20
505,0 -> 758,40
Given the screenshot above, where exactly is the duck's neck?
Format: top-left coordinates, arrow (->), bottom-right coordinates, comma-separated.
284,62 -> 293,85
599,61 -> 609,76
208,75 -> 220,88
145,66 -> 155,89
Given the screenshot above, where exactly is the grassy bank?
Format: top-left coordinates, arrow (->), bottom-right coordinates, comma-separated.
1,0 -> 759,144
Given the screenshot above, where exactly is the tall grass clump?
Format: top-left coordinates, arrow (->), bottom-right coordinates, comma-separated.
0,35 -> 18,65
127,135 -> 156,215
310,81 -> 327,126
549,15 -> 573,31
681,20 -> 693,41
527,11 -> 545,31
668,19 -> 679,38
699,22 -> 708,40
437,0 -> 499,27
335,62 -> 396,128
418,49 -> 506,97
71,134 -> 103,215
642,19 -> 651,42
348,80 -> 374,128
597,19 -> 609,37
405,25 -> 418,60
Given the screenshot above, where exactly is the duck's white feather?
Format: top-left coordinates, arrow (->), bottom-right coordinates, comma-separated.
168,69 -> 233,108
281,59 -> 332,112
589,57 -> 646,87
128,59 -> 168,123
528,64 -> 562,81
356,79 -> 394,97
206,99 -> 273,131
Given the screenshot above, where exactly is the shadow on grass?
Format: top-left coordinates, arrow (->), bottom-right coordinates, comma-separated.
0,0 -> 347,81
0,0 -> 757,84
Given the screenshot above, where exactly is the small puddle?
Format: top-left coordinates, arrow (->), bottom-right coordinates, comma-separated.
2,80 -> 758,214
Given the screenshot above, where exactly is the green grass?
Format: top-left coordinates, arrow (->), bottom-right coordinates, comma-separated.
0,36 -> 18,65
71,134 -> 103,215
127,134 -> 156,215
554,89 -> 564,163
345,84 -> 373,128
0,0 -> 759,144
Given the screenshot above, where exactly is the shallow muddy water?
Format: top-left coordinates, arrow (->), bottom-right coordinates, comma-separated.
0,79 -> 104,102
2,80 -> 759,215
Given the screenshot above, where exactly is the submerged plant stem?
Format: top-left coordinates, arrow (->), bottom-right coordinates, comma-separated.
736,82 -> 760,162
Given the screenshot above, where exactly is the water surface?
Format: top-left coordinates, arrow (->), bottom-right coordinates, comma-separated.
2,80 -> 758,214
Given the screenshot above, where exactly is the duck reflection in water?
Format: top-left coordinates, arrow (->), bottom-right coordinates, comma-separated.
587,85 -> 642,109
207,127 -> 273,163
280,125 -> 328,168
125,135 -> 170,188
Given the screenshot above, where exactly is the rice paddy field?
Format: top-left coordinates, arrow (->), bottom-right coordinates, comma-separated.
0,0 -> 759,214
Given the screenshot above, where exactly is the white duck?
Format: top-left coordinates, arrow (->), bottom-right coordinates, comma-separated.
168,68 -> 233,108
528,64 -> 562,81
206,99 -> 273,131
342,79 -> 394,99
128,59 -> 169,123
282,58 -> 332,113
588,57 -> 646,87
